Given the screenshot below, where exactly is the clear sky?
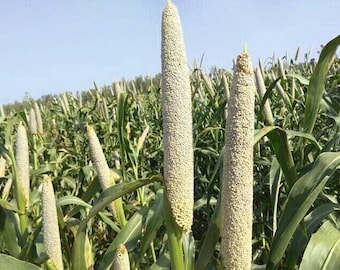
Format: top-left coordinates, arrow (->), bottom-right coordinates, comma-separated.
1,0 -> 339,105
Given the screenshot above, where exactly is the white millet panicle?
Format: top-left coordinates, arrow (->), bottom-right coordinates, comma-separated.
86,125 -> 117,217
42,175 -> 63,270
0,156 -> 6,177
255,68 -> 274,125
221,47 -> 255,270
278,58 -> 287,80
113,244 -> 130,270
114,82 -> 123,99
15,123 -> 30,208
34,102 -> 43,134
0,105 -> 5,117
0,157 -> 12,200
161,0 -> 194,232
29,108 -> 37,135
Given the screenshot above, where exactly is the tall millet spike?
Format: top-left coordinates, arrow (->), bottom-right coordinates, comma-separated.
221,48 -> 255,269
113,244 -> 130,270
34,102 -> 44,134
255,68 -> 274,125
87,125 -> 117,219
161,0 -> 194,232
42,175 -> 63,270
29,108 -> 37,135
15,123 -> 30,208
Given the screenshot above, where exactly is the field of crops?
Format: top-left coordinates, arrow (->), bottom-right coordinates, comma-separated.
1,2 -> 340,270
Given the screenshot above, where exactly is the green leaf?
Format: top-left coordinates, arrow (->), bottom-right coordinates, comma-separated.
65,176 -> 101,219
149,252 -> 171,270
0,207 -> 21,257
252,265 -> 267,270
137,191 -> 164,267
195,194 -> 221,270
0,253 -> 41,270
255,126 -> 297,188
285,203 -> 340,269
98,212 -> 121,233
286,130 -> 321,150
286,74 -> 309,86
300,220 -> 340,270
254,126 -> 276,145
0,199 -> 24,214
19,223 -> 42,261
116,90 -> 129,178
77,176 -> 159,234
259,77 -> 279,113
72,231 -> 87,270
56,195 -> 92,209
194,197 -> 217,210
269,157 -> 282,235
267,152 -> 340,269
303,35 -> 340,133
98,205 -> 149,270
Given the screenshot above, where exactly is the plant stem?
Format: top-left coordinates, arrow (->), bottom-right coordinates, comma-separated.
163,193 -> 185,270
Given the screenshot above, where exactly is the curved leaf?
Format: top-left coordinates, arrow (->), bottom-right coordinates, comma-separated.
137,191 -> 164,266
303,34 -> 340,133
149,252 -> 171,270
0,207 -> 21,257
300,220 -> 340,270
0,254 -> 41,270
267,152 -> 340,269
98,205 -> 149,270
72,231 -> 86,270
286,203 -> 340,269
286,74 -> 309,86
0,199 -> 23,214
77,176 -> 160,234
195,194 -> 221,270
269,157 -> 282,235
255,126 -> 297,188
56,195 -> 92,209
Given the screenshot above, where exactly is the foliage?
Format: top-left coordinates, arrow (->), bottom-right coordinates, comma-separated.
0,34 -> 339,269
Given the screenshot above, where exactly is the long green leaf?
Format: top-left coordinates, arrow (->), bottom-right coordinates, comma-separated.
72,231 -> 87,270
0,254 -> 41,270
255,126 -> 297,188
149,252 -> 171,270
303,34 -> 340,133
76,176 -> 160,234
195,193 -> 221,270
65,176 -> 101,219
267,152 -> 340,269
269,157 -> 282,235
286,130 -> 321,150
286,74 -> 309,86
0,199 -> 24,214
56,195 -> 92,209
300,220 -> 340,270
267,129 -> 297,188
285,203 -> 340,269
137,191 -> 164,267
116,90 -> 129,179
98,205 -> 149,270
0,207 -> 21,257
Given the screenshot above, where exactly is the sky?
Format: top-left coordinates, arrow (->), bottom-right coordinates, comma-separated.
1,0 -> 339,105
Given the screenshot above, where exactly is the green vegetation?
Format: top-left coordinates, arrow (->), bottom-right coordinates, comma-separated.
0,1 -> 340,269
0,41 -> 339,269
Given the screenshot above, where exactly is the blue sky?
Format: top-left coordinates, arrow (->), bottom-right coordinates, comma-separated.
1,0 -> 339,105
